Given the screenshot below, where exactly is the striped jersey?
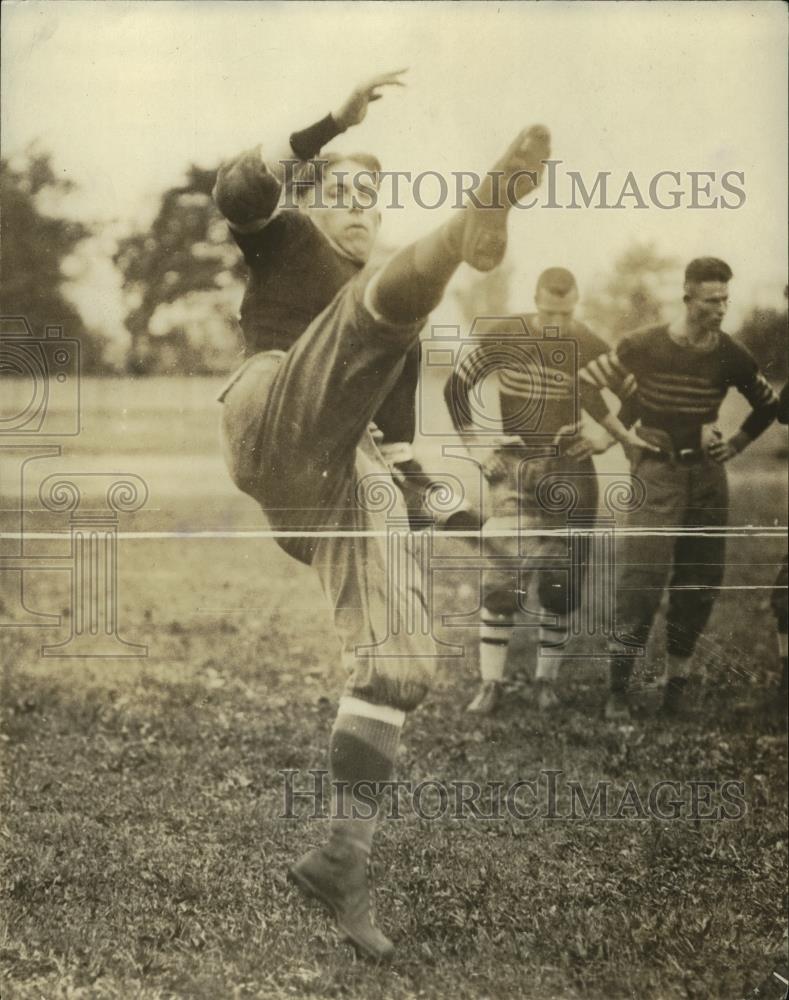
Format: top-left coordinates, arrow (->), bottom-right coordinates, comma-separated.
579,324 -> 778,450
444,315 -> 610,440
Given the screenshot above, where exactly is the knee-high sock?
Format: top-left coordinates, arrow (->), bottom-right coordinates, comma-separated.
370,217 -> 465,324
328,696 -> 404,854
479,611 -> 514,682
535,616 -> 567,683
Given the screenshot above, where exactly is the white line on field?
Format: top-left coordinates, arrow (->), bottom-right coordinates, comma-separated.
1,528 -> 786,540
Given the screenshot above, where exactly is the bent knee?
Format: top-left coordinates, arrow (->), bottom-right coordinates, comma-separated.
347,664 -> 434,714
483,588 -> 519,617
538,573 -> 571,616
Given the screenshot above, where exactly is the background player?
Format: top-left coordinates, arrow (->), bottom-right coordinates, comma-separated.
444,268 -> 615,714
769,380 -> 788,716
215,70 -> 551,957
579,257 -> 779,720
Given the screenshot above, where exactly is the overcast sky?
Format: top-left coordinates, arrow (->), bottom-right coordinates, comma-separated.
2,0 -> 787,329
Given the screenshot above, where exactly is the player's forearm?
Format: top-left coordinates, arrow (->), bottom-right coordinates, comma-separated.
578,411 -> 616,453
598,411 -> 633,446
738,396 -> 779,444
289,113 -> 346,161
578,381 -> 611,425
727,430 -> 753,455
265,112 -> 348,173
444,374 -> 475,436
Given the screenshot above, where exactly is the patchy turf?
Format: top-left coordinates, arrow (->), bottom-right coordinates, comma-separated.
1,378 -> 787,998
2,539 -> 787,1000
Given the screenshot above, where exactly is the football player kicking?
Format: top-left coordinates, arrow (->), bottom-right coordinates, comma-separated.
214,69 -> 551,958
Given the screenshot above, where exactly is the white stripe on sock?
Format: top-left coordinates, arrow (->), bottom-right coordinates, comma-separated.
535,656 -> 560,682
337,696 -> 406,729
480,613 -> 513,682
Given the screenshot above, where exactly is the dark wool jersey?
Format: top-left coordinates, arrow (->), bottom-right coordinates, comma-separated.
213,130 -> 421,447
214,146 -> 362,356
579,324 -> 778,451
445,314 -> 610,440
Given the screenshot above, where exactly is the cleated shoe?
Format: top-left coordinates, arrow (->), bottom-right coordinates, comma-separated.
466,680 -> 502,715
604,690 -> 631,722
461,124 -> 551,272
288,841 -> 394,961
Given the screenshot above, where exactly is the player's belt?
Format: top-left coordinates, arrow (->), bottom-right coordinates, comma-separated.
649,447 -> 707,465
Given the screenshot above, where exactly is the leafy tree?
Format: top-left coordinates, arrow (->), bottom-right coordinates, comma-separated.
583,241 -> 680,342
0,150 -> 106,370
114,166 -> 245,374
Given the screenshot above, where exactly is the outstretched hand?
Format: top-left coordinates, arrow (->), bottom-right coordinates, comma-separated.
333,69 -> 407,130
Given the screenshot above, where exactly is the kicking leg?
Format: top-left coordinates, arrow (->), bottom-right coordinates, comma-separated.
370,124 -> 551,323
225,124 -> 552,958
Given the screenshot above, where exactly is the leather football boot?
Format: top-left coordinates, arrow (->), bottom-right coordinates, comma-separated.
288,840 -> 394,961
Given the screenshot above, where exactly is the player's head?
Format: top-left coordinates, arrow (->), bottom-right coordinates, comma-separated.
293,152 -> 381,264
683,257 -> 733,333
535,267 -> 578,333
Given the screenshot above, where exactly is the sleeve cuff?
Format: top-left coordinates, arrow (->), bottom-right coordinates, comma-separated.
289,113 -> 346,161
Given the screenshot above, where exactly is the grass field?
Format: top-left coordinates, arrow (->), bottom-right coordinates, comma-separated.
1,375 -> 787,1000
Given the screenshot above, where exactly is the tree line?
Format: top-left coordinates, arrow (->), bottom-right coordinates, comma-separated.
1,149 -> 786,380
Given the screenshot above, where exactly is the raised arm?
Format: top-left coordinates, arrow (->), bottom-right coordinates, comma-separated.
213,70 -> 407,234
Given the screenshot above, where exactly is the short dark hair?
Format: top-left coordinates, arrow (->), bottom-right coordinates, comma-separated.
536,267 -> 577,297
684,257 -> 733,285
290,151 -> 381,196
